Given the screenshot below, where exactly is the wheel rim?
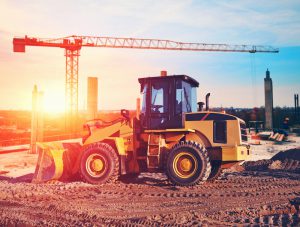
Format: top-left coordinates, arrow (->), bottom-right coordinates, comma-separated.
173,152 -> 198,179
86,153 -> 107,177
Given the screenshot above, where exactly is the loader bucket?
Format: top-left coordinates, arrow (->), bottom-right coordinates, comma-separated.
32,142 -> 82,183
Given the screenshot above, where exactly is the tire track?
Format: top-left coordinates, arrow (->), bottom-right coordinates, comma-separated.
0,171 -> 299,226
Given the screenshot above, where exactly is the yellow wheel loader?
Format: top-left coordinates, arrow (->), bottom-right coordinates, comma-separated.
34,73 -> 249,186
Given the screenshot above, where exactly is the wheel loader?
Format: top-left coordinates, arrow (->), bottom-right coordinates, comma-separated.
34,72 -> 249,186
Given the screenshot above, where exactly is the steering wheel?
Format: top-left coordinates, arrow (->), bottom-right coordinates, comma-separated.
151,104 -> 163,112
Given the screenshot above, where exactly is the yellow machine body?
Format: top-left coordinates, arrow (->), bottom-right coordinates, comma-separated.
184,112 -> 249,162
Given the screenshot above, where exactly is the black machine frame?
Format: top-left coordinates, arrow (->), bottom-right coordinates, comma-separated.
138,75 -> 199,130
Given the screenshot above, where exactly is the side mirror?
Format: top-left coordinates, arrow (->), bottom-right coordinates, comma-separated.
121,109 -> 130,121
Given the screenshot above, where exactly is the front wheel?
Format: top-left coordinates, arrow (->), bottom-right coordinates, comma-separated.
80,142 -> 119,184
166,141 -> 211,186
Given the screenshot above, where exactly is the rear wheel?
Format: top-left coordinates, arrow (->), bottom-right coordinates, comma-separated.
80,142 -> 119,184
207,160 -> 223,182
166,141 -> 211,186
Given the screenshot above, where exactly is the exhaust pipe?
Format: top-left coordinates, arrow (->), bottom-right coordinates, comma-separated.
197,102 -> 205,111
205,93 -> 210,111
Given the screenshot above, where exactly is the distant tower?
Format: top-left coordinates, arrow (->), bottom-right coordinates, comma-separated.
30,85 -> 44,154
87,77 -> 98,120
264,69 -> 273,129
295,94 -> 299,121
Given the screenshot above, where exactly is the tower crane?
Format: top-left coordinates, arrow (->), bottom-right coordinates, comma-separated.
13,35 -> 279,134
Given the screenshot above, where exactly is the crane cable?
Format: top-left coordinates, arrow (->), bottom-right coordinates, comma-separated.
250,53 -> 257,108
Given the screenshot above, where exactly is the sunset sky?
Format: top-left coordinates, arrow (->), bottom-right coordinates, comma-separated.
0,1 -> 299,112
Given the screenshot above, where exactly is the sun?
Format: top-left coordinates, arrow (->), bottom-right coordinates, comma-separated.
43,93 -> 65,113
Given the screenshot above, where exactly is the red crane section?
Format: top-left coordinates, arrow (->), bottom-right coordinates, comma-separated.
13,35 -> 279,134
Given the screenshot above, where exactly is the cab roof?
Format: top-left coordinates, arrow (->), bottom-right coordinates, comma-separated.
138,74 -> 199,87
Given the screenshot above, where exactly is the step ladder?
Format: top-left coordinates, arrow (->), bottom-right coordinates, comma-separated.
147,134 -> 162,169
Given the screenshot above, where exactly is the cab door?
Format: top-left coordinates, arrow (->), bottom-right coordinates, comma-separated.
149,80 -> 170,129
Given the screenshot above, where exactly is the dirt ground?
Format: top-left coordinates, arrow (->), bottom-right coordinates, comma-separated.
0,136 -> 299,226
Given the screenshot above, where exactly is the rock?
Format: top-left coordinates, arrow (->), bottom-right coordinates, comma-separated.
269,160 -> 282,170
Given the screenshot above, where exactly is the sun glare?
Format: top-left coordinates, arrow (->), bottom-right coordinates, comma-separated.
43,94 -> 65,113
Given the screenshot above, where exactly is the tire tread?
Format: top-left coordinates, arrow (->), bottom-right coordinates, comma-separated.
80,142 -> 119,184
166,140 -> 211,186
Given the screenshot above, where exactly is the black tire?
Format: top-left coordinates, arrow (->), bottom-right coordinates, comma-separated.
80,142 -> 119,184
207,160 -> 223,182
166,141 -> 211,186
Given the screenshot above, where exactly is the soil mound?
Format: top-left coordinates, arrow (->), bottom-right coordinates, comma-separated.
271,148 -> 300,161
244,148 -> 300,173
243,159 -> 272,171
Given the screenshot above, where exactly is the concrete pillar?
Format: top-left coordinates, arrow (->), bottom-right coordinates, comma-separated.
136,98 -> 141,120
264,69 -> 273,129
295,94 -> 299,121
37,91 -> 44,142
298,95 -> 300,122
30,85 -> 44,154
87,77 -> 98,120
30,85 -> 38,154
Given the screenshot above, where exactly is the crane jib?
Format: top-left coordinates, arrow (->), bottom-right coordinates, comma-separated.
13,36 -> 279,53
12,35 -> 279,135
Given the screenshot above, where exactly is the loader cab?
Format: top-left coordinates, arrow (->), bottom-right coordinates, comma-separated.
138,74 -> 199,129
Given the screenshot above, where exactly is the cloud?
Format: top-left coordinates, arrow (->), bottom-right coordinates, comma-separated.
1,1 -> 299,45
0,0 -> 299,110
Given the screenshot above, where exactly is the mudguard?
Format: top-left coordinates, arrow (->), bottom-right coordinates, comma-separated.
32,142 -> 82,183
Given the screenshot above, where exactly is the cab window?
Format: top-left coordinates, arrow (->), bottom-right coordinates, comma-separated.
176,81 -> 197,114
151,81 -> 169,113
141,84 -> 148,114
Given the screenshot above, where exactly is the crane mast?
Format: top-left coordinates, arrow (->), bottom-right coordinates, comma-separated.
13,35 -> 279,135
